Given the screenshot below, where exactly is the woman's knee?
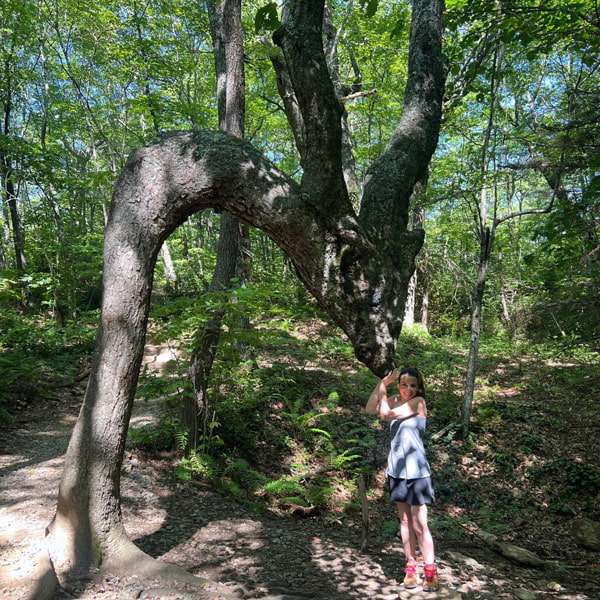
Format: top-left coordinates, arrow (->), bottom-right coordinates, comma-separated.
410,506 -> 429,536
411,520 -> 425,537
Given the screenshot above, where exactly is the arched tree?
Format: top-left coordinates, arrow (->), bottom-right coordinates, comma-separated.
38,0 -> 446,595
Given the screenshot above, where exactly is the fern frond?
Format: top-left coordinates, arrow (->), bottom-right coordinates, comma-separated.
174,427 -> 189,451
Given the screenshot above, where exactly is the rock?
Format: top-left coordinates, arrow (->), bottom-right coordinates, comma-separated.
572,517 -> 600,551
514,589 -> 537,600
445,551 -> 486,570
493,541 -> 545,567
547,582 -> 562,592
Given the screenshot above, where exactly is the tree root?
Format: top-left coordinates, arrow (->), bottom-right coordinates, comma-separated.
101,543 -> 241,599
455,518 -> 546,567
26,549 -> 58,600
24,534 -> 240,600
21,530 -> 58,600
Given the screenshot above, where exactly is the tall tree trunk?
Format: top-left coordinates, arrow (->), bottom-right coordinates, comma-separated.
420,254 -> 430,331
0,210 -> 8,270
3,162 -> 26,275
182,0 -> 246,449
41,0 -> 446,592
403,190 -> 426,328
185,214 -> 242,447
462,226 -> 493,432
1,66 -> 28,305
160,241 -> 178,292
461,37 -> 503,435
403,270 -> 417,328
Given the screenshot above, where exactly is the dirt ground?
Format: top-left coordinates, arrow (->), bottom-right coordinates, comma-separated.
1,345 -> 598,600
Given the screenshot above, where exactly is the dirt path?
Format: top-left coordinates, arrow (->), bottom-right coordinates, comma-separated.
0,346 -> 593,600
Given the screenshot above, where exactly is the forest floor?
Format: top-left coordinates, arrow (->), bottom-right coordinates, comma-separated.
1,340 -> 599,600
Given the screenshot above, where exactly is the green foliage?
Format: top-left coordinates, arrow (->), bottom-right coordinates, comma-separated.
2,0 -> 597,355
127,419 -> 180,451
157,311 -> 378,515
359,0 -> 379,19
0,407 -> 12,427
280,395 -> 332,439
223,458 -> 270,494
177,451 -> 222,481
381,519 -> 399,537
254,3 -> 280,33
0,308 -> 96,421
526,459 -> 600,499
474,399 -> 502,431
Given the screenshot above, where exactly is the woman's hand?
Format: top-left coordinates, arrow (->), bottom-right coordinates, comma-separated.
382,368 -> 399,386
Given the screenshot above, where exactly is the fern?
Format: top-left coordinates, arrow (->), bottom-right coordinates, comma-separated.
176,451 -> 223,480
303,483 -> 332,507
280,496 -> 309,506
222,458 -> 269,493
308,427 -> 331,439
261,475 -> 332,509
221,479 -> 244,498
263,478 -> 303,497
174,428 -> 189,452
327,449 -> 361,470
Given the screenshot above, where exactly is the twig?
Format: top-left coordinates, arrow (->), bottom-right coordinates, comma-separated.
431,419 -> 460,440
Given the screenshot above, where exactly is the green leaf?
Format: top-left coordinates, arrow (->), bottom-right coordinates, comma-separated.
359,0 -> 379,18
254,3 -> 280,33
389,14 -> 407,40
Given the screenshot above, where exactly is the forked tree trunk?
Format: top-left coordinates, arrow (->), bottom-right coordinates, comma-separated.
42,0 -> 446,592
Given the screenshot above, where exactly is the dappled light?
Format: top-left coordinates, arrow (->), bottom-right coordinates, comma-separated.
2,333 -> 599,598
1,0 -> 599,598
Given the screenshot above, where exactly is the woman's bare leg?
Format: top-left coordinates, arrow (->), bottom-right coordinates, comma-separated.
396,502 -> 417,559
410,504 -> 435,564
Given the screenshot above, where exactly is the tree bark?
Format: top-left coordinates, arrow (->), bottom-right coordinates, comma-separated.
183,0 -> 246,449
462,226 -> 492,433
1,78 -> 27,278
461,31 -> 507,435
404,195 -> 426,328
43,0 -> 446,588
160,241 -> 178,291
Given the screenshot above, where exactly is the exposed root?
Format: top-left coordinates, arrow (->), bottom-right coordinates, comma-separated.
102,542 -> 240,599
25,546 -> 58,600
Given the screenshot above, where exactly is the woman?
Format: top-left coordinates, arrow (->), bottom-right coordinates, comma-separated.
365,367 -> 439,592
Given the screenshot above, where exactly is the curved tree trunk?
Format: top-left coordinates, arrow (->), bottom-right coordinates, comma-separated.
42,0 -> 446,591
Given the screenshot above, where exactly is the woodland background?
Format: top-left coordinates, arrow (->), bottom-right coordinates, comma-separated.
1,0 -> 599,591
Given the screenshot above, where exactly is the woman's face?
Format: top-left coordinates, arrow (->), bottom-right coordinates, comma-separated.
398,373 -> 419,402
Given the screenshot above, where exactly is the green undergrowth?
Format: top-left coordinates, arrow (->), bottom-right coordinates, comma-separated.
0,309 -> 97,426
4,297 -> 597,558
128,309 -> 600,550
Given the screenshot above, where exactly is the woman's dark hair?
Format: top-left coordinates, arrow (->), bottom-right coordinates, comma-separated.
399,367 -> 426,398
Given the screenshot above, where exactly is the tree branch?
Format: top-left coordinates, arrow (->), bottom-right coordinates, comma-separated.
360,0 -> 446,250
340,89 -> 378,102
493,202 -> 554,227
273,0 -> 348,209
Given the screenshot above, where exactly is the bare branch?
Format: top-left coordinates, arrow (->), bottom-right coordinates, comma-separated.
340,89 -> 378,102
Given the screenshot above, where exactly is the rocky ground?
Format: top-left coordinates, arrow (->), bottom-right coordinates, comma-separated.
1,344 -> 598,600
